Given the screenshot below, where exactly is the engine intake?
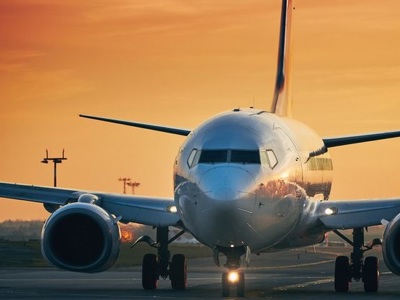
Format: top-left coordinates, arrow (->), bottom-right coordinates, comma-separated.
41,202 -> 120,273
382,213 -> 400,275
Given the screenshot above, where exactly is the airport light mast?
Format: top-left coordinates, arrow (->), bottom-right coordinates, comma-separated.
118,177 -> 131,194
41,149 -> 67,187
127,181 -> 140,195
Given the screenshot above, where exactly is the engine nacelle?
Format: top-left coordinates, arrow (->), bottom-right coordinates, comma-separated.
382,213 -> 400,275
41,202 -> 120,273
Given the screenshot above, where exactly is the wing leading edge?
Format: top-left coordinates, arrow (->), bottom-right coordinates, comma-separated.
316,198 -> 400,230
80,114 -> 191,136
0,182 -> 180,227
323,130 -> 400,148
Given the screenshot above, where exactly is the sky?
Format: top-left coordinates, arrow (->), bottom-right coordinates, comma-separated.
0,0 -> 399,221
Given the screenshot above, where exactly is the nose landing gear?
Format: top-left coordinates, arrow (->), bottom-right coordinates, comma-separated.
215,245 -> 249,297
222,270 -> 245,297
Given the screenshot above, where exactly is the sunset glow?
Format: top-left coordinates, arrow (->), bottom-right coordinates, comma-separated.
0,0 -> 399,220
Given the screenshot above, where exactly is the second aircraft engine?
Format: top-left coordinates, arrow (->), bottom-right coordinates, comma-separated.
41,202 -> 120,273
382,213 -> 400,275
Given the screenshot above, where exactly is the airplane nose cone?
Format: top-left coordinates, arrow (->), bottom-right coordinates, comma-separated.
199,166 -> 255,202
209,186 -> 237,202
195,166 -> 257,247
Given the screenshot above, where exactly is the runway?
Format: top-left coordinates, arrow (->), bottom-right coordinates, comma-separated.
1,246 -> 399,299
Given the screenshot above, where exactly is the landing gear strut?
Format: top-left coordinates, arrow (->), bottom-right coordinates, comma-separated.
215,246 -> 248,297
333,227 -> 380,293
132,227 -> 187,290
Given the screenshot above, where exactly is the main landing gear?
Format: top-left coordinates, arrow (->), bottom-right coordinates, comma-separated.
132,227 -> 187,290
333,227 -> 381,293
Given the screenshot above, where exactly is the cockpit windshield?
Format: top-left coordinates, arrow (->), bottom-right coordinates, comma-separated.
198,150 -> 228,164
188,149 -> 261,167
231,150 -> 260,164
187,148 -> 278,168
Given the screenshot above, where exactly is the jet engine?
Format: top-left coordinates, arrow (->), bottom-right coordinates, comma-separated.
382,213 -> 400,275
41,201 -> 120,273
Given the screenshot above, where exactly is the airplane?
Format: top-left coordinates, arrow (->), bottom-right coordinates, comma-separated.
1,0 -> 400,297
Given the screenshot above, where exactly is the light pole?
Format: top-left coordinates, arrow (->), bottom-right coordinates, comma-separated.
41,149 -> 67,187
118,177 -> 131,194
127,181 -> 140,195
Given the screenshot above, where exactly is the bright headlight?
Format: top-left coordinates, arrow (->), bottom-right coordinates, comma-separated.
167,205 -> 177,213
325,207 -> 338,215
228,271 -> 239,283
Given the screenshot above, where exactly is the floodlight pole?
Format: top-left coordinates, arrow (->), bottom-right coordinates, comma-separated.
127,181 -> 140,195
118,177 -> 131,194
41,149 -> 67,187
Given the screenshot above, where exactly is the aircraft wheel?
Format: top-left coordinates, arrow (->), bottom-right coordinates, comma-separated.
221,273 -> 229,297
221,271 -> 244,297
170,254 -> 187,290
363,256 -> 379,292
237,272 -> 245,297
142,253 -> 158,290
334,256 -> 350,292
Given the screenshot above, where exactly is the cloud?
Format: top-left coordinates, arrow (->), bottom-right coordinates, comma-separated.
81,0 -> 272,37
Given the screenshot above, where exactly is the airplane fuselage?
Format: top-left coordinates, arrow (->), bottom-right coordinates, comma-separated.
174,108 -> 333,253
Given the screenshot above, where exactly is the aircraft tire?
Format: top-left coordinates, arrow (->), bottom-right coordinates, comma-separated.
363,256 -> 379,292
221,273 -> 229,297
334,256 -> 350,292
237,272 -> 245,297
170,254 -> 187,290
142,253 -> 158,290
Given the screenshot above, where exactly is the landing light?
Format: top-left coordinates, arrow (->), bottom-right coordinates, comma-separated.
228,271 -> 239,283
325,207 -> 338,216
167,205 -> 177,213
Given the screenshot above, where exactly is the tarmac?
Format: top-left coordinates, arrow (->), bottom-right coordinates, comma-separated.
0,245 -> 399,299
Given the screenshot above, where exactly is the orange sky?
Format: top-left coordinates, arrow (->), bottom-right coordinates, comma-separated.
0,0 -> 399,221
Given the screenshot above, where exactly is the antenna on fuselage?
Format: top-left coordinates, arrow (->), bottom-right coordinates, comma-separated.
270,0 -> 294,117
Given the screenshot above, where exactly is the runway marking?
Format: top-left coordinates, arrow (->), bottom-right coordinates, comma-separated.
274,278 -> 333,291
0,278 -> 139,282
250,259 -> 335,270
381,272 -> 392,275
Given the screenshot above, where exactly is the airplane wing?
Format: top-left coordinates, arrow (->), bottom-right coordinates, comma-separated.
80,114 -> 191,136
316,198 -> 400,229
0,182 -> 180,227
323,130 -> 400,148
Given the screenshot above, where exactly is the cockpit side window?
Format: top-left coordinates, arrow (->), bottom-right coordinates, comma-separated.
187,149 -> 198,168
198,150 -> 228,164
231,150 -> 260,164
261,149 -> 278,169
